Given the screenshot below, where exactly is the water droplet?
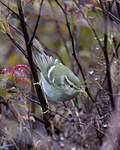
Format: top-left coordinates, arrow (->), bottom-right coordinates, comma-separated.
100,38 -> 104,41
71,145 -> 76,150
59,136 -> 65,147
113,60 -> 117,64
96,47 -> 99,50
95,77 -> 99,81
60,136 -> 64,141
94,76 -> 100,81
84,143 -> 89,148
111,34 -> 114,39
103,124 -> 108,128
89,70 -> 94,75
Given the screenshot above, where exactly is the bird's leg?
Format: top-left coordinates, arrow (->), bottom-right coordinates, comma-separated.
33,80 -> 41,86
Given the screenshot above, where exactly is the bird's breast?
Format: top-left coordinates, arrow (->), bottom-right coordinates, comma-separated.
41,74 -> 79,102
41,75 -> 63,102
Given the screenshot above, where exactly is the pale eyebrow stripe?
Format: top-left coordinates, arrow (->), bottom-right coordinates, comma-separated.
48,65 -> 56,79
65,75 -> 73,85
65,75 -> 77,88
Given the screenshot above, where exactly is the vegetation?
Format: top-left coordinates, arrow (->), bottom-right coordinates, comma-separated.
0,0 -> 119,149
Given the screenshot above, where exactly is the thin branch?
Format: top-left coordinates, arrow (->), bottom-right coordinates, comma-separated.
99,0 -> 115,110
16,0 -> 29,43
73,2 -> 103,50
115,41 -> 120,57
0,0 -> 19,18
116,1 -> 120,20
16,0 -> 48,112
7,32 -> 39,71
74,1 -> 119,60
73,1 -> 115,110
48,0 -> 73,66
6,33 -> 28,58
0,0 -> 77,64
28,0 -> 44,47
27,96 -> 83,124
55,0 -> 95,103
99,0 -> 120,24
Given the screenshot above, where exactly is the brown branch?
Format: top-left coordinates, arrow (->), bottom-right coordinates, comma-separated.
55,0 -> 95,103
6,33 -> 28,58
16,0 -> 48,112
28,0 -> 44,47
0,0 -> 19,18
99,0 -> 115,110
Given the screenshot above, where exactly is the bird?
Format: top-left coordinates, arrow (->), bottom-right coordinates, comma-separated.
32,39 -> 82,102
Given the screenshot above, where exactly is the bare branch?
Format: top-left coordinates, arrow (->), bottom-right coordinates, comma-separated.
16,0 -> 48,112
0,0 -> 19,18
55,0 -> 95,103
6,33 -> 28,58
28,0 -> 44,47
99,0 -> 115,110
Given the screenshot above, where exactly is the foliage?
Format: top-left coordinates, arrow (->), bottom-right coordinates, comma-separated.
0,0 -> 119,150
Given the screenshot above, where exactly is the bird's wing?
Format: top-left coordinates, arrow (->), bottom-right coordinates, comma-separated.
47,63 -> 70,86
32,38 -> 60,69
32,39 -> 80,88
47,63 -> 81,89
33,49 -> 60,79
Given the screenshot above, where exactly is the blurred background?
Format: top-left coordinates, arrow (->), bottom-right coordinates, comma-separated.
0,0 -> 120,150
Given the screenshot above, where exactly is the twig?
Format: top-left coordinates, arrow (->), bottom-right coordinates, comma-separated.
99,0 -> 115,110
48,0 -> 70,56
99,0 -> 120,24
6,33 -> 28,58
16,0 -> 48,112
0,0 -> 19,18
28,0 -> 44,47
55,0 -> 95,103
116,1 -> 120,20
115,41 -> 120,57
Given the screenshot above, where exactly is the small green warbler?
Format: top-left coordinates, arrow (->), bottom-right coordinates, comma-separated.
33,39 -> 82,102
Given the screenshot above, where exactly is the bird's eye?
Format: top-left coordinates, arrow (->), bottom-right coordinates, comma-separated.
69,84 -> 74,88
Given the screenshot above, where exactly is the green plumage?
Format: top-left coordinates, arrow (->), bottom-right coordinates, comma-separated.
33,48 -> 81,102
48,63 -> 81,89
